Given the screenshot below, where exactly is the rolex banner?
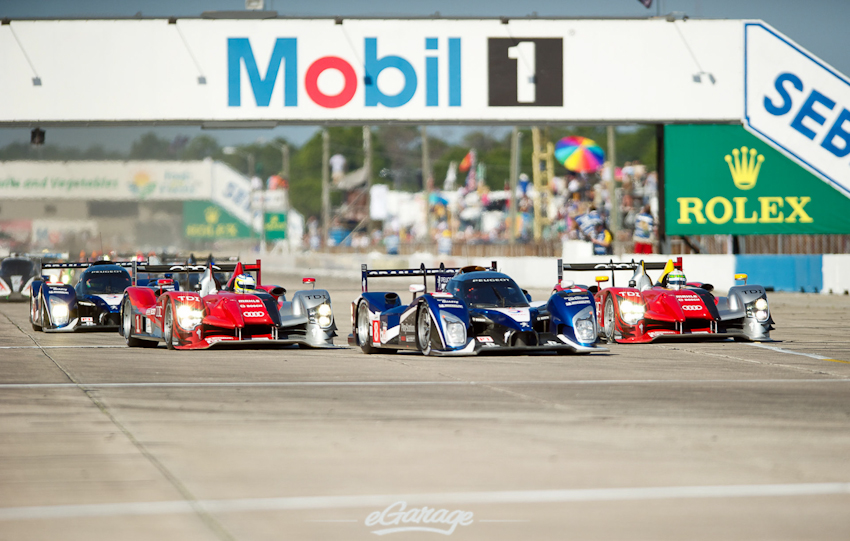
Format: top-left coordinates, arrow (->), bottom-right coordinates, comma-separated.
664,124 -> 850,235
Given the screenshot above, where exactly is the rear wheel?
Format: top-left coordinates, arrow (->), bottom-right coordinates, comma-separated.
30,297 -> 42,331
356,301 -> 376,354
416,304 -> 433,355
603,295 -> 617,343
163,303 -> 177,350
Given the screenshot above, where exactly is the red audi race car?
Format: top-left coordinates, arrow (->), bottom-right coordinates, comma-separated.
119,260 -> 337,350
556,257 -> 774,344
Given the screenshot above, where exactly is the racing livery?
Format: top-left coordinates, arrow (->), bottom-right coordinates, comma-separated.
119,260 -> 337,350
349,262 -> 606,356
557,258 -> 774,344
0,255 -> 40,302
30,261 -> 133,332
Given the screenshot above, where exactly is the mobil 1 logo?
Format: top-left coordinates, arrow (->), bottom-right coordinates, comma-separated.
488,38 -> 563,107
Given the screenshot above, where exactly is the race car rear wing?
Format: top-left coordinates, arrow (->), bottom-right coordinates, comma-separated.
129,260 -> 261,286
360,261 -> 497,293
557,257 -> 682,288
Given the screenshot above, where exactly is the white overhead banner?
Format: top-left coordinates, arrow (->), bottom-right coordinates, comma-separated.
744,22 -> 850,193
0,18 -> 744,124
0,160 -> 212,200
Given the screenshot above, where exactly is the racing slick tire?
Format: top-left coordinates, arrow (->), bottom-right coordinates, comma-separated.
416,304 -> 433,356
603,295 -> 617,344
356,301 -> 377,354
30,297 -> 42,331
123,298 -> 155,348
163,302 -> 177,350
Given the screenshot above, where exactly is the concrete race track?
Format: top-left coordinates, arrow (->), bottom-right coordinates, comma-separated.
1,273 -> 848,540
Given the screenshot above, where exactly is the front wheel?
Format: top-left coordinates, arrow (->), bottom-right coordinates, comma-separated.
603,295 -> 617,343
416,304 -> 433,356
123,298 -> 154,348
356,301 -> 376,354
163,303 -> 177,350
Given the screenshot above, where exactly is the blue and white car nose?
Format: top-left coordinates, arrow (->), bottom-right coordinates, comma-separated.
95,294 -> 123,310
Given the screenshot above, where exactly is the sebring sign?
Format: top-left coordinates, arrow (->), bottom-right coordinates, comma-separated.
744,22 -> 850,196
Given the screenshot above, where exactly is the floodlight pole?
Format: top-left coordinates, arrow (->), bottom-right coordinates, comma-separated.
607,125 -> 619,241
509,128 -> 521,246
322,129 -> 330,248
364,126 -> 374,238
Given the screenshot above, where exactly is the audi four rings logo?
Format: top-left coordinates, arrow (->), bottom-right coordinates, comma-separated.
488,38 -> 563,106
242,311 -> 265,318
682,305 -> 702,311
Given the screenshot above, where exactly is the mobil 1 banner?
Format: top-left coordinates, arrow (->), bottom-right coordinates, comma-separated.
664,124 -> 850,236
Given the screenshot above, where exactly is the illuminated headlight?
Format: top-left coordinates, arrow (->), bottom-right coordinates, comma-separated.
176,305 -> 203,330
441,313 -> 467,347
310,302 -> 334,328
747,297 -> 770,322
574,316 -> 596,342
619,299 -> 645,325
49,298 -> 69,325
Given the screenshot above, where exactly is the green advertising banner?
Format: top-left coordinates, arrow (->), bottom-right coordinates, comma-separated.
264,212 -> 287,241
665,124 -> 850,235
183,201 -> 251,239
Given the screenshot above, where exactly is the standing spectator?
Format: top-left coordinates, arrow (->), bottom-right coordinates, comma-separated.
591,222 -> 613,256
576,206 -> 602,240
633,205 -> 656,254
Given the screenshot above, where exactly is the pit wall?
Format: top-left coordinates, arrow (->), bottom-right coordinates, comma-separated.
261,247 -> 850,295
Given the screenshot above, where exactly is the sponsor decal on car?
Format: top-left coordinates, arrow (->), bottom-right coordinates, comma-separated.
372,320 -> 380,344
682,305 -> 702,311
81,317 -> 93,324
619,291 -> 640,297
400,322 -> 415,334
476,336 -> 493,342
242,311 -> 265,318
205,336 -> 236,344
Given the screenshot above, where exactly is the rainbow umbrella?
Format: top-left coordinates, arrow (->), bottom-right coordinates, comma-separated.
554,136 -> 605,173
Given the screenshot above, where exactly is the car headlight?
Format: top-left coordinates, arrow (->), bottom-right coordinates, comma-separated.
574,316 -> 596,343
441,312 -> 467,347
747,297 -> 770,322
49,298 -> 70,325
176,305 -> 203,330
619,299 -> 645,325
310,302 -> 334,328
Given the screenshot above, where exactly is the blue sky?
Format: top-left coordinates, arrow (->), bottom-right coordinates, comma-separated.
1,0 -> 847,151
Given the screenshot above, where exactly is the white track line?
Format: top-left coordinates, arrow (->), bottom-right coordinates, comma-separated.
1,482 -> 848,521
749,343 -> 847,362
0,378 -> 849,390
0,345 -> 126,349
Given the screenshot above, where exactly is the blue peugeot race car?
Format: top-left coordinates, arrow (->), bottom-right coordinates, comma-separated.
30,261 -> 134,332
348,262 -> 607,356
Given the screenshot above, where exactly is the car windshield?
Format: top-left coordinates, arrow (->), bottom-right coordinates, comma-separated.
451,277 -> 529,308
82,272 -> 131,294
1,259 -> 35,275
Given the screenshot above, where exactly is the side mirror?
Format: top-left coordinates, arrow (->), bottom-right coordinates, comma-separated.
522,289 -> 532,302
595,276 -> 609,288
734,273 -> 748,285
303,277 -> 316,289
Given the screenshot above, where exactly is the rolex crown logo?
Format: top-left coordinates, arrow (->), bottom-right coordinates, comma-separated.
204,206 -> 221,224
724,146 -> 764,190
